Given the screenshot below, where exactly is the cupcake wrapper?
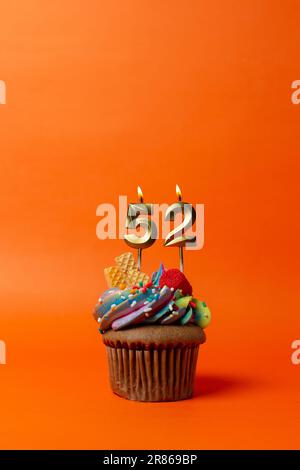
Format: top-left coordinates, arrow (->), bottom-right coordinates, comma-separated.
106,345 -> 199,402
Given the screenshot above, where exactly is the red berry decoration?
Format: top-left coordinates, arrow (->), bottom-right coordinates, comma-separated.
159,268 -> 193,296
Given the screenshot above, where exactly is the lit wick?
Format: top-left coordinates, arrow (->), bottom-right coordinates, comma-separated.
176,184 -> 184,272
137,185 -> 143,270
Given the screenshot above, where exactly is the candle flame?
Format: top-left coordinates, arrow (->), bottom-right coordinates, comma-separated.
137,185 -> 144,203
176,184 -> 182,201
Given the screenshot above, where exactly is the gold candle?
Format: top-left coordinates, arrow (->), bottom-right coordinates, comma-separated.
176,185 -> 184,272
137,186 -> 143,270
164,184 -> 196,272
124,186 -> 156,270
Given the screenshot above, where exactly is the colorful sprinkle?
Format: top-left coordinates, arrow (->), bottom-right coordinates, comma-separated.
190,301 -> 196,309
131,300 -> 137,307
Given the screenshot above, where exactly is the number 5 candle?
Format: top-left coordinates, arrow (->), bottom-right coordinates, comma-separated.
123,186 -> 157,270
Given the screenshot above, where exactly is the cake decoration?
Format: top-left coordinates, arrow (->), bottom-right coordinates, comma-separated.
158,267 -> 193,296
94,252 -> 211,333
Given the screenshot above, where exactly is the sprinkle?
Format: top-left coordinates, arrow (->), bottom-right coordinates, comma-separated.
152,289 -> 156,294
130,289 -> 137,294
133,285 -> 139,289
97,317 -> 101,323
111,304 -> 117,311
170,287 -> 175,292
108,290 -> 114,294
98,298 -> 102,303
131,300 -> 137,307
190,301 -> 196,309
121,296 -> 126,300
144,300 -> 149,305
168,304 -> 173,311
145,281 -> 153,288
128,294 -> 134,299
144,307 -> 152,313
142,287 -> 147,293
139,281 -> 143,287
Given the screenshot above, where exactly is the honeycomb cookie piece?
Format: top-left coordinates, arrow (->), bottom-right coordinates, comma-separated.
126,268 -> 150,286
104,266 -> 128,289
115,252 -> 137,276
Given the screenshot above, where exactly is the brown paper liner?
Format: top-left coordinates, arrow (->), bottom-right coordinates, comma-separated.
106,345 -> 200,402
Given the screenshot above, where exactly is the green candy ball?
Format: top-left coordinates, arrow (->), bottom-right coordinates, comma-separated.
194,299 -> 211,329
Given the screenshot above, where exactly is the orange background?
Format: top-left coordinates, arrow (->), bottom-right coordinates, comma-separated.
0,0 -> 300,450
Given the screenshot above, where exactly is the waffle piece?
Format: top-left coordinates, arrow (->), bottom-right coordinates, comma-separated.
104,266 -> 128,289
126,268 -> 150,286
115,252 -> 136,275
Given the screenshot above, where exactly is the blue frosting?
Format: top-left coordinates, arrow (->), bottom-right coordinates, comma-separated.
151,263 -> 164,286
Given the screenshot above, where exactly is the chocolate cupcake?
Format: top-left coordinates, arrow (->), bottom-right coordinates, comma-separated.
93,253 -> 211,402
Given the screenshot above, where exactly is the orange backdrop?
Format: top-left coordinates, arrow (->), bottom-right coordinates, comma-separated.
0,0 -> 300,450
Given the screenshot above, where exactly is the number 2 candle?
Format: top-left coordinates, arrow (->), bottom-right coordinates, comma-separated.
164,185 -> 196,272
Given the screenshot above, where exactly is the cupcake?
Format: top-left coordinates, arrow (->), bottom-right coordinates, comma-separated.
93,252 -> 211,402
